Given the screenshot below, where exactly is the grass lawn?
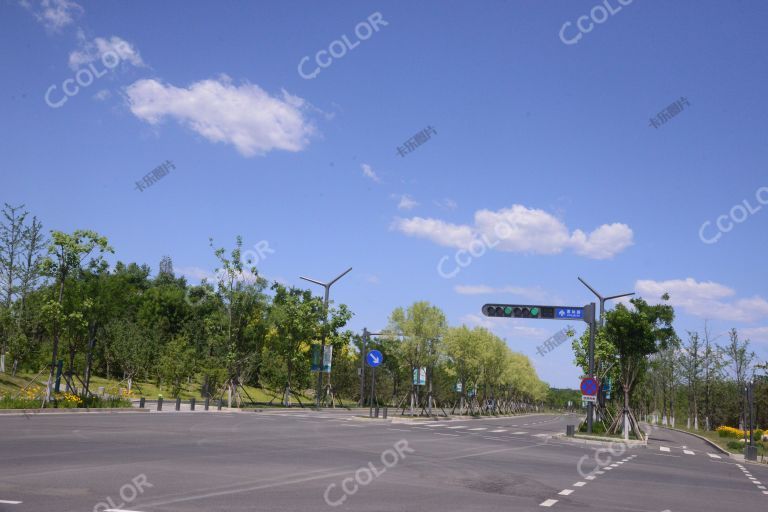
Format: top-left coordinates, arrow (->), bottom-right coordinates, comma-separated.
0,370 -> 327,406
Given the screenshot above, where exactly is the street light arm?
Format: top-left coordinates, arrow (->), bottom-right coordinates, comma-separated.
329,267 -> 353,286
299,276 -> 326,287
578,277 -> 603,300
605,292 -> 635,301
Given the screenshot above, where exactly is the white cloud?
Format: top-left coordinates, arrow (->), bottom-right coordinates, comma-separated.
635,278 -> 768,323
393,204 -> 634,259
740,327 -> 768,345
454,284 -> 556,303
361,163 -> 380,183
23,0 -> 82,30
433,198 -> 458,210
394,194 -> 418,211
93,89 -> 111,101
391,217 -> 476,249
125,76 -> 315,157
461,313 -> 550,339
364,274 -> 380,285
69,31 -> 145,70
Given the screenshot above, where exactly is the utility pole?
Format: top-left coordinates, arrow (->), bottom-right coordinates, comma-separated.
586,302 -> 596,434
300,267 -> 352,408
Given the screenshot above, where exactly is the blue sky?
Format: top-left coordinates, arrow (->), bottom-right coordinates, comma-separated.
2,0 -> 767,387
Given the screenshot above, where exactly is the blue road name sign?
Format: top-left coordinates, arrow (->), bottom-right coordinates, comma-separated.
366,349 -> 383,368
556,307 -> 584,320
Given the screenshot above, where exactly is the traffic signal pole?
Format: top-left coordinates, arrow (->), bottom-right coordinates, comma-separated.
586,302 -> 596,434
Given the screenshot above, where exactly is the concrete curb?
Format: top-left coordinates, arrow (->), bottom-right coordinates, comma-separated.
0,407 -> 149,416
389,412 -> 559,425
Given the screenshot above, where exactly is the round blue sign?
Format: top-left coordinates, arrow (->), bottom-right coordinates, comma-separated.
580,377 -> 598,396
366,349 -> 383,368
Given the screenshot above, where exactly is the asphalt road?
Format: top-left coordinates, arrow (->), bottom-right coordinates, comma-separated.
1,410 -> 766,511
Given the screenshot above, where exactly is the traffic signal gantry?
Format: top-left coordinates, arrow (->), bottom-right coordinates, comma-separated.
482,301 -> 598,434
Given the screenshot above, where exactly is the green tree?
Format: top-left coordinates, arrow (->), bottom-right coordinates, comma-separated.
158,334 -> 197,397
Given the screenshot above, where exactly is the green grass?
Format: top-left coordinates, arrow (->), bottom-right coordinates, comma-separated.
0,370 -> 322,406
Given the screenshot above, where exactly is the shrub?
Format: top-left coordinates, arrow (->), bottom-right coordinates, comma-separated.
727,441 -> 744,450
716,426 -> 745,439
753,428 -> 764,440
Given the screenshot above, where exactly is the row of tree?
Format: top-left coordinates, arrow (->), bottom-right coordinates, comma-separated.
0,203 -> 548,411
571,295 -> 767,436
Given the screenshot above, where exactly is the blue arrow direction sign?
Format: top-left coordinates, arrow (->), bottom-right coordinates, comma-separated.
366,349 -> 383,368
556,307 -> 584,320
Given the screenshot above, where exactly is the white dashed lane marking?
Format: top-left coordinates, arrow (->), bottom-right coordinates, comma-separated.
707,453 -> 721,459
659,446 -> 671,452
468,427 -> 487,431
573,482 -> 586,487
490,429 -> 507,433
540,499 -> 558,507
558,489 -> 574,496
0,501 -> 22,505
446,426 -> 467,429
683,450 -> 695,455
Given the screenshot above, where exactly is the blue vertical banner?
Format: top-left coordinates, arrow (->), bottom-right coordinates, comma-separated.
311,345 -> 321,372
322,345 -> 333,373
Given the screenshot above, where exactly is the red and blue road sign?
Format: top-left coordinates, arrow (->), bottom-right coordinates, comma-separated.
580,377 -> 598,396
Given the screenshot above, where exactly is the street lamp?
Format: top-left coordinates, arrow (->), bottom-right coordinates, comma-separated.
577,277 -> 635,327
577,278 -> 635,436
300,267 -> 352,408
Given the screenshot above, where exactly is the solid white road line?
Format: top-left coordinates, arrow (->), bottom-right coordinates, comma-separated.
447,426 -> 467,429
683,450 -> 695,455
573,482 -> 586,487
540,499 -> 558,507
490,429 -> 507,433
0,501 -> 22,505
468,427 -> 487,431
558,489 -> 574,496
659,446 -> 671,452
707,453 -> 721,459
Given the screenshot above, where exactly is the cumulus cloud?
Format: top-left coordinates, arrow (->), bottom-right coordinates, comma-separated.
635,278 -> 768,323
361,163 -> 380,183
69,30 -> 144,70
461,313 -> 550,339
176,265 -> 260,284
125,76 -> 315,157
391,217 -> 476,250
433,198 -> 458,210
22,0 -> 82,30
394,194 -> 418,211
393,204 -> 633,259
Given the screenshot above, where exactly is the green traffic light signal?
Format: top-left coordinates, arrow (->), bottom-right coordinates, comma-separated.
504,306 -> 512,316
531,307 -> 539,317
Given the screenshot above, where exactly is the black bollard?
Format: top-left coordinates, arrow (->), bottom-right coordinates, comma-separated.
190,397 -> 196,411
157,396 -> 163,411
204,397 -> 210,411
218,399 -> 223,411
175,397 -> 181,411
383,407 -> 388,419
139,397 -> 145,408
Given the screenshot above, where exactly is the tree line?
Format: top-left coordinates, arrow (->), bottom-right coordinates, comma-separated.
0,203 -> 548,410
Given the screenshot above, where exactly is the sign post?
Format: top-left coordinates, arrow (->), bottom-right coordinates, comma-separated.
367,349 -> 383,417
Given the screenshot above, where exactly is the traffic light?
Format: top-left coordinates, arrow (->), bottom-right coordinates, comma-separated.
482,304 -> 555,319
